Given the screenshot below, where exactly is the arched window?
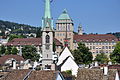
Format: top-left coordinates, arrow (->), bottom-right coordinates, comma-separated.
46,35 -> 50,43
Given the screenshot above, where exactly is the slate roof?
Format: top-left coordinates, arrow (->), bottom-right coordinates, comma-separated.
76,68 -> 117,80
74,34 -> 118,42
6,38 -> 63,46
0,55 -> 24,65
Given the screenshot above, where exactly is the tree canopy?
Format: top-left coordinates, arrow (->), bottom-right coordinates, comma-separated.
11,47 -> 18,55
110,42 -> 120,63
0,45 -> 6,56
36,27 -> 42,38
72,42 -> 93,65
94,53 -> 109,64
8,34 -> 25,42
22,45 -> 40,61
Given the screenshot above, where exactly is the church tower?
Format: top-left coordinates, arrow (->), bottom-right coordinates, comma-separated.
55,9 -> 74,50
41,0 -> 55,70
78,24 -> 83,35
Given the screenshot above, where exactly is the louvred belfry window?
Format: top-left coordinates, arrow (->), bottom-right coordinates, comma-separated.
46,35 -> 50,43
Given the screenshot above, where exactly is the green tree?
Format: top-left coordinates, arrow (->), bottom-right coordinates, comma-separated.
22,45 -> 40,61
5,46 -> 12,54
5,49 -> 9,55
36,27 -> 42,38
95,53 -> 109,64
72,42 -> 93,65
11,47 -> 18,55
0,45 -> 6,56
110,42 -> 120,63
8,34 -> 25,42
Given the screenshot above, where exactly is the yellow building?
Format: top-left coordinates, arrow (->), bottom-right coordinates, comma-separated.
55,9 -> 118,58
55,9 -> 74,50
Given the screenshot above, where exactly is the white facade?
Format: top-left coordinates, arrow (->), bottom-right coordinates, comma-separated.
57,47 -> 74,66
61,57 -> 79,76
57,47 -> 78,76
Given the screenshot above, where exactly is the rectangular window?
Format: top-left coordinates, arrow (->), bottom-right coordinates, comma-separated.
109,46 -> 111,49
102,46 -> 104,49
106,46 -> 108,49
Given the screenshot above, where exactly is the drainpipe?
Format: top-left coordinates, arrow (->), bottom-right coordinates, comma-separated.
13,60 -> 16,69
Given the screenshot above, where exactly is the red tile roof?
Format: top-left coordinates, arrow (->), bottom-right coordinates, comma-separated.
108,65 -> 120,78
74,34 -> 118,42
0,55 -> 24,65
6,38 -> 63,46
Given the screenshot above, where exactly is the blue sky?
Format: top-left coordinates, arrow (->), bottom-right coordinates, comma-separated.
0,0 -> 120,34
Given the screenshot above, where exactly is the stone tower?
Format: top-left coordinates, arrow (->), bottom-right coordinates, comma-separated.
42,0 -> 55,70
55,9 -> 74,50
78,24 -> 83,35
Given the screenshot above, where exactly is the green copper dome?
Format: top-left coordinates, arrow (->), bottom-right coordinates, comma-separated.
58,9 -> 71,20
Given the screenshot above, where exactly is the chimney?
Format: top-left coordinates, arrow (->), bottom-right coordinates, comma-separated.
115,71 -> 120,80
95,61 -> 98,67
108,61 -> 112,65
104,66 -> 108,75
13,60 -> 16,69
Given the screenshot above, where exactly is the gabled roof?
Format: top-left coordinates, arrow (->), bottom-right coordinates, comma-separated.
0,55 -> 24,65
58,9 -> 71,20
28,70 -> 61,80
0,69 -> 30,80
60,56 -> 79,76
108,65 -> 120,78
0,70 -> 64,80
74,34 -> 118,42
76,68 -> 118,80
57,47 -> 74,66
6,38 -> 63,46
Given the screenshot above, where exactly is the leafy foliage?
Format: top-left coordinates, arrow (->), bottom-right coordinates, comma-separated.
8,34 -> 26,42
11,47 -> 18,55
110,42 -> 120,63
0,20 -> 38,36
22,45 -> 40,61
107,32 -> 120,39
5,46 -> 12,54
0,45 -> 6,56
36,27 -> 42,38
95,53 -> 109,64
72,42 -> 93,65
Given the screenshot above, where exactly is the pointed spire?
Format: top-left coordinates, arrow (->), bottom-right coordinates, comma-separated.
44,0 -> 51,18
42,0 -> 53,29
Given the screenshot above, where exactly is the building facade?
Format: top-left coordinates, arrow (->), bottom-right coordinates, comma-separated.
73,34 -> 118,59
55,9 -> 74,50
55,10 -> 118,59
